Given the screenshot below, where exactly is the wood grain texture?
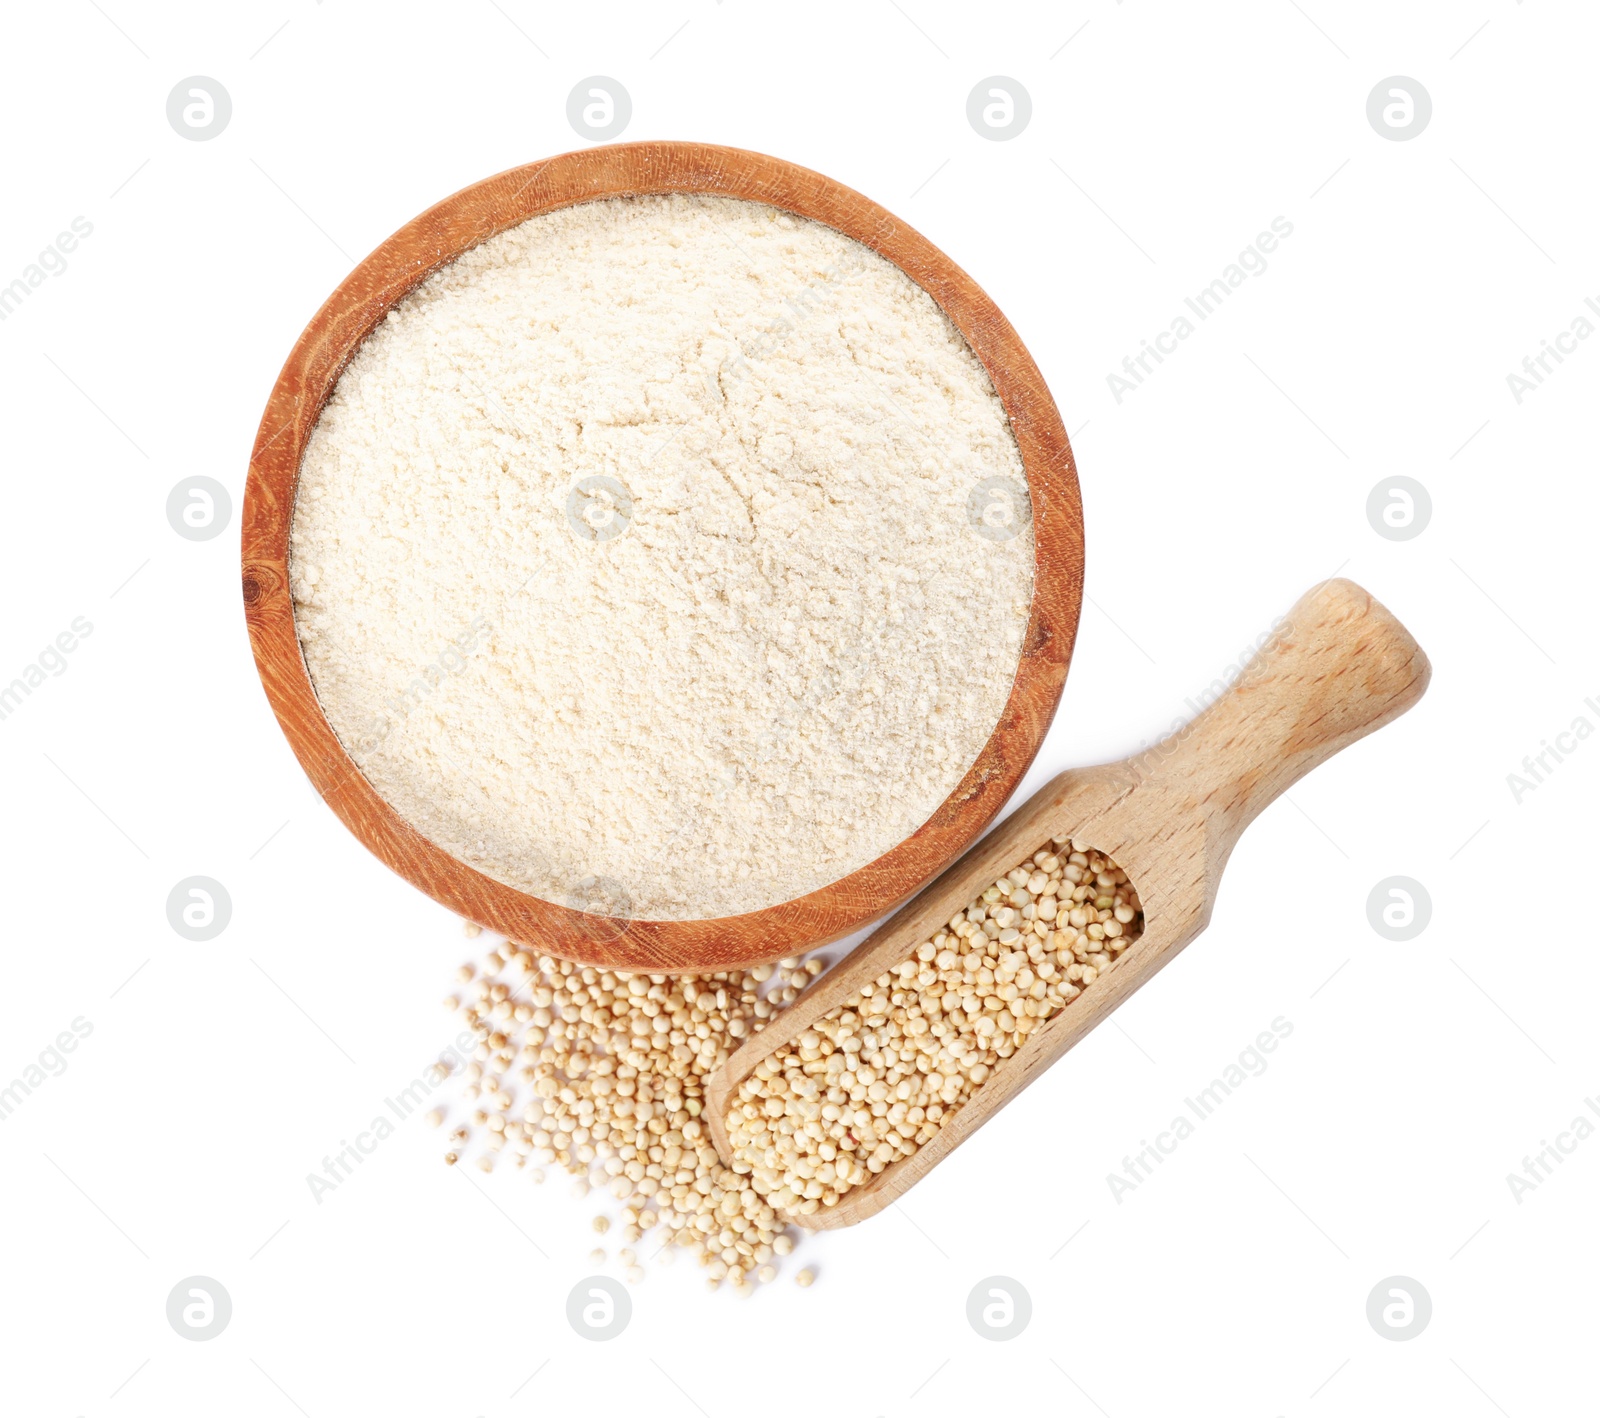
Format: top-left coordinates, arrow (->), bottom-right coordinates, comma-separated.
241,142 -> 1083,973
706,578 -> 1431,1227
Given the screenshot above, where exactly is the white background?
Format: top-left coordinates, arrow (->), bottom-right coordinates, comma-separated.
2,1 -> 1595,1415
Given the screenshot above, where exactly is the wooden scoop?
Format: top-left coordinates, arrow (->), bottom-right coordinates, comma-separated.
706,578 -> 1430,1229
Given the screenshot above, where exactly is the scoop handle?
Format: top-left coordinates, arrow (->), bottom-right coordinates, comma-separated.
1138,578 -> 1430,843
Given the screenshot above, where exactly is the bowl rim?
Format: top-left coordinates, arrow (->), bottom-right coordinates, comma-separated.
241,140 -> 1083,971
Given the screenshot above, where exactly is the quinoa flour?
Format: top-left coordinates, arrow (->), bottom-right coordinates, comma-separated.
290,194 -> 1034,919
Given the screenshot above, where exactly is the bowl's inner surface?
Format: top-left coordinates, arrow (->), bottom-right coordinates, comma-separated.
288,192 -> 1035,923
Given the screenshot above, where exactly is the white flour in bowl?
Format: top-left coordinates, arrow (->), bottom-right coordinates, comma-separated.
290,193 -> 1034,920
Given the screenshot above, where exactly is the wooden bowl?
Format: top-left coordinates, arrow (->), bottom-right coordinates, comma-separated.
241,141 -> 1083,973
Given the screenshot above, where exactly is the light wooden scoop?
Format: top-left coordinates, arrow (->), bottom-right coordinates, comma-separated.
706,578 -> 1430,1229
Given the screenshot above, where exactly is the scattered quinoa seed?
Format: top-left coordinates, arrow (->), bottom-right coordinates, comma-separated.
443,937 -> 824,1294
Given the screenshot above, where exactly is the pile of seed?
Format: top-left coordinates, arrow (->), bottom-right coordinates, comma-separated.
434,932 -> 819,1292
724,840 -> 1143,1214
